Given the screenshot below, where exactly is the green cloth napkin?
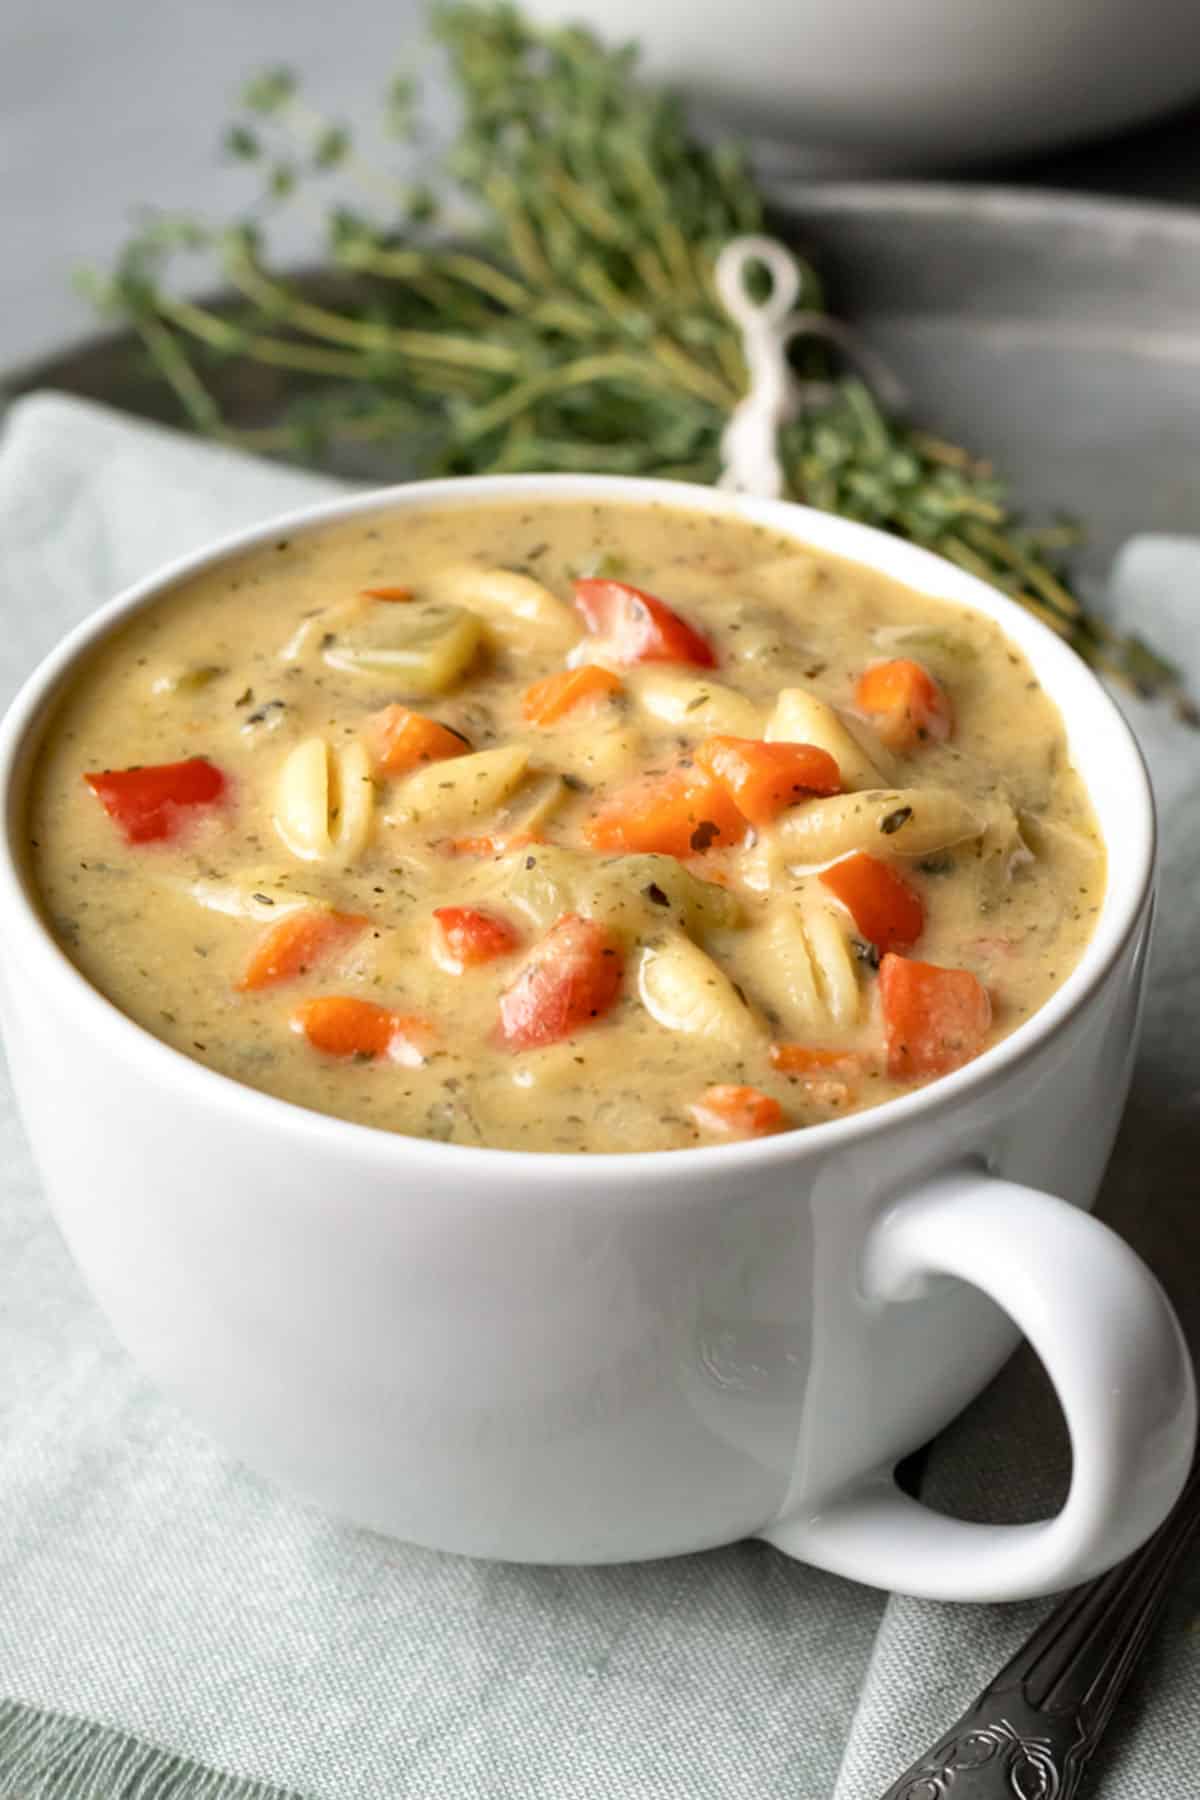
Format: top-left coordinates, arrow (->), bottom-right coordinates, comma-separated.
0,393 -> 1196,1800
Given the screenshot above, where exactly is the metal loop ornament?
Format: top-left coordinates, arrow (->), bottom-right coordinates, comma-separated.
715,232 -> 908,500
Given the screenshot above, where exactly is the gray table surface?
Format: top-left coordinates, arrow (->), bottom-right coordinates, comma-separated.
3,0 -> 1199,375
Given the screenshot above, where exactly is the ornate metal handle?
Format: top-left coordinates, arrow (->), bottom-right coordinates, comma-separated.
876,1456 -> 1200,1798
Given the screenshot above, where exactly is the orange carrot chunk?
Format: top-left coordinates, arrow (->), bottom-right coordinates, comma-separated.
521,665 -> 623,725
572,578 -> 716,668
854,658 -> 952,751
237,907 -> 367,993
688,1084 -> 784,1139
769,1044 -> 863,1077
769,1045 -> 862,1110
694,736 -> 841,826
433,905 -> 521,972
583,763 -> 744,859
364,704 -> 470,776
360,585 -> 414,601
84,757 -> 226,845
447,830 -> 540,859
878,954 -> 991,1079
497,913 -> 623,1050
291,996 -> 435,1063
819,852 -> 925,954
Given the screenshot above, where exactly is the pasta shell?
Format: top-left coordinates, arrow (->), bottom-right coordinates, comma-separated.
745,896 -> 861,1035
532,723 -> 643,786
628,668 -> 763,738
799,897 -> 861,1027
637,932 -> 763,1050
184,875 -> 318,919
433,566 -> 581,655
777,788 -> 982,864
390,744 -> 530,825
273,737 -> 375,865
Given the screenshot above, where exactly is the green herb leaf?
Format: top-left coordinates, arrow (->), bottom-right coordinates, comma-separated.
83,2 -> 1192,719
240,67 -> 296,115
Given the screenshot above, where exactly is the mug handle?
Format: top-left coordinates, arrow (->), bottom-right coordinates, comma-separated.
762,1164 -> 1196,1601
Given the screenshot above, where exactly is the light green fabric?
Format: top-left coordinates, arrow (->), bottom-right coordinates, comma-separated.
0,394 -> 1196,1800
0,1699 -> 304,1800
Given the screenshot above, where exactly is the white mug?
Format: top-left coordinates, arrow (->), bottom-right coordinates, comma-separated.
0,475 -> 1192,1602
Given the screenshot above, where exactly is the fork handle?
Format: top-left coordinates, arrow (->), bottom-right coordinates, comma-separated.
875,1459 -> 1200,1799
875,1686 -> 1090,1799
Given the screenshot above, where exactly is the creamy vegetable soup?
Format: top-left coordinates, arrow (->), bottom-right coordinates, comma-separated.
28,500 -> 1104,1153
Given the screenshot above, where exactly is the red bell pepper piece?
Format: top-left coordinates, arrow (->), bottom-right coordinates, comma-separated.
497,913 -> 623,1050
572,578 -> 716,668
84,757 -> 226,844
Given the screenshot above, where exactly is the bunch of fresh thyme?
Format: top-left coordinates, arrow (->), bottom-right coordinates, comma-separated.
81,1 -> 1190,714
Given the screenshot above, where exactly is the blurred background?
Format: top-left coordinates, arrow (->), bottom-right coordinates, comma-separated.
4,0 -> 1200,373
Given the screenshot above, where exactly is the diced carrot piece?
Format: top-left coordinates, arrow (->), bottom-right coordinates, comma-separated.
447,830 -> 540,858
573,578 -> 716,668
291,996 -> 435,1064
878,954 -> 991,1079
433,906 -> 521,972
521,665 -> 623,725
584,763 -> 744,859
769,1045 -> 862,1110
688,1084 -> 785,1139
769,1044 -> 862,1076
360,585 -> 414,601
819,852 -> 925,954
365,704 -> 471,776
236,907 -> 367,992
84,757 -> 226,845
694,736 -> 841,826
854,659 -> 952,751
497,913 -> 623,1049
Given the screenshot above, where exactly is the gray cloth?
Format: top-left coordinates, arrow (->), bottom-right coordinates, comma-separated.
0,393 -> 1196,1800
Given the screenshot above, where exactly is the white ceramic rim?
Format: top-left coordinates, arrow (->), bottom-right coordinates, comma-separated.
0,472 -> 1155,1185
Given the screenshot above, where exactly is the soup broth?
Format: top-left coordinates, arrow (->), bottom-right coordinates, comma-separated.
28,499 -> 1104,1152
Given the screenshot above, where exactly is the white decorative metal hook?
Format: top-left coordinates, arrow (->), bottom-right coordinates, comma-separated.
715,232 -> 908,499
715,234 -> 806,499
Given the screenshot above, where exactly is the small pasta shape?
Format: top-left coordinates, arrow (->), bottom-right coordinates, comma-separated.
776,788 -> 982,864
627,668 -> 763,738
798,898 -> 861,1027
389,743 -> 530,825
637,932 -> 763,1051
274,738 -> 375,865
184,875 -> 318,920
535,722 -> 644,786
434,566 -> 581,654
751,907 -> 822,1033
746,897 -> 860,1035
766,688 -> 884,790
505,772 -> 569,838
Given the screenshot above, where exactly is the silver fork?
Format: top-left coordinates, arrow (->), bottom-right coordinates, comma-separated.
875,1457 -> 1200,1799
